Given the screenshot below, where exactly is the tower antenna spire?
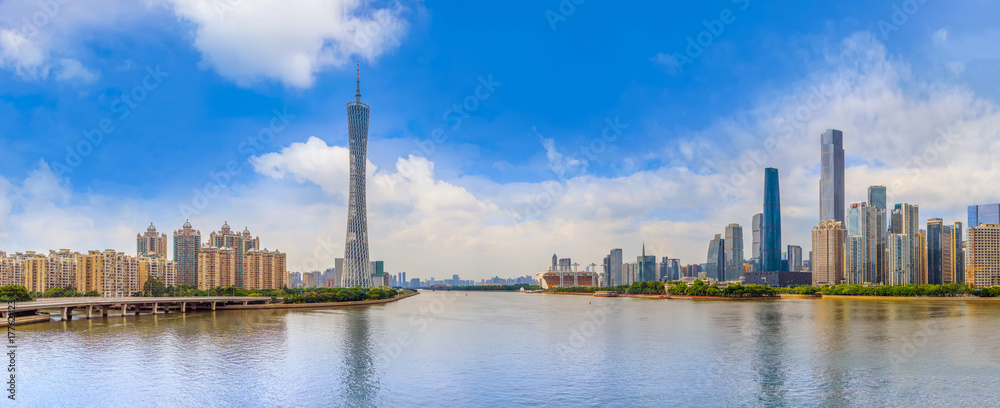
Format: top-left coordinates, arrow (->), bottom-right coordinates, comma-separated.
355,60 -> 361,102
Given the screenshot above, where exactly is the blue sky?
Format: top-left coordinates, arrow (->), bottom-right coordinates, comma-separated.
1,0 -> 999,278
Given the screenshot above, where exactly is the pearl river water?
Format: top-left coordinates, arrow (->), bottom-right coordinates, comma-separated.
17,291 -> 1000,407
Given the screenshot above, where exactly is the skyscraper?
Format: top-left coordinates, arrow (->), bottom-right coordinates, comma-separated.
608,249 -> 623,286
342,67 -> 374,288
845,202 -> 883,284
927,218 -> 943,284
707,234 -> 725,281
820,129 -> 845,224
762,168 -> 782,272
724,223 -> 744,281
551,254 -> 558,271
868,186 -> 887,283
891,204 -> 920,284
968,204 -> 1000,228
751,213 -> 762,271
173,220 -> 200,287
811,220 -> 845,286
637,243 -> 656,282
787,245 -> 802,272
137,222 -> 167,259
867,185 -> 887,212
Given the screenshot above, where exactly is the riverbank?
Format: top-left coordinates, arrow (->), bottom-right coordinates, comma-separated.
216,291 -> 419,310
0,313 -> 52,327
819,294 -> 1000,302
545,292 -> 780,300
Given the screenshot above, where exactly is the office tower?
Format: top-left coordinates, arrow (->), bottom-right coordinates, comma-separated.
243,249 -> 288,290
399,272 -> 407,288
919,230 -> 928,284
868,186 -> 887,282
342,69 -> 374,288
811,220 -> 845,286
787,245 -> 802,272
173,220 -> 201,287
197,245 -> 237,290
927,218 -> 943,284
942,224 -> 961,284
637,244 -> 656,282
602,255 -> 611,286
751,213 -> 762,271
868,186 -> 887,212
968,224 -> 1000,288
954,221 -> 964,284
137,223 -> 168,258
608,249 -> 623,286
208,222 -> 259,288
551,254 -> 558,271
762,168 -> 782,272
891,204 -> 921,284
558,258 -> 572,272
707,234 -> 725,281
820,129 -> 845,224
845,202 -> 885,284
724,224 -> 744,281
968,204 -> 1000,228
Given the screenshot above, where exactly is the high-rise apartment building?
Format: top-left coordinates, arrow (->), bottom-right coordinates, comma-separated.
820,129 -> 845,224
927,218 -> 944,284
845,202 -> 885,284
208,222 -> 259,288
137,223 -> 168,259
243,249 -> 288,290
811,220 -> 845,286
919,230 -> 928,284
197,245 -> 237,290
724,224 -> 744,281
887,234 -> 911,285
173,220 -> 201,287
762,168 -> 783,272
968,224 -> 1000,288
138,257 -> 177,288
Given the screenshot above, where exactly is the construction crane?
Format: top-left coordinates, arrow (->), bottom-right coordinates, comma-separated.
967,266 -> 986,290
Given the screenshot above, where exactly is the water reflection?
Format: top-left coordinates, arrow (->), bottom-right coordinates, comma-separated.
753,303 -> 787,406
340,308 -> 383,406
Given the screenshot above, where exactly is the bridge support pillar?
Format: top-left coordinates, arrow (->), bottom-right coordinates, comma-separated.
101,306 -> 108,317
211,302 -> 216,311
87,305 -> 93,319
135,304 -> 140,315
61,307 -> 69,321
163,304 -> 169,314
181,302 -> 187,313
152,303 -> 158,314
243,301 -> 248,305
121,304 -> 127,317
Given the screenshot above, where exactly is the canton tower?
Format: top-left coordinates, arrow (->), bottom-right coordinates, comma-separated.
342,64 -> 373,288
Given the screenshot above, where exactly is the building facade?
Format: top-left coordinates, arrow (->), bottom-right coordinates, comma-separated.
968,224 -> 1000,288
707,234 -> 725,281
724,223 -> 744,281
208,222 -> 259,288
762,168 -> 783,272
968,204 -> 1000,228
197,245 -> 237,290
137,223 -> 168,259
812,220 -> 845,286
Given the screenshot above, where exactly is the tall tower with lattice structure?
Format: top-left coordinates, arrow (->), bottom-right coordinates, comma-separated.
342,63 -> 373,288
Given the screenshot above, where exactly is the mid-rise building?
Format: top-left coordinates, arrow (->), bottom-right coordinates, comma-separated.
138,257 -> 177,288
197,245 -> 237,290
243,249 -> 288,290
787,245 -> 802,273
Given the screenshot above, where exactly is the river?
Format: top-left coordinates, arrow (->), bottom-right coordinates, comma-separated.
16,291 -> 1000,407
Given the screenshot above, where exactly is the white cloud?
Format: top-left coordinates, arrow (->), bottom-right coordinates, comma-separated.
538,133 -> 585,178
0,29 -> 47,78
933,28 -> 949,44
946,61 -> 965,77
163,0 -> 408,88
55,58 -> 99,83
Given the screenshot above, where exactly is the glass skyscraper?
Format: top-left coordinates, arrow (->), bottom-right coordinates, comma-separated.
724,223 -> 744,281
751,213 -> 762,271
968,204 -> 1000,228
762,168 -> 783,272
707,234 -> 725,281
342,69 -> 374,288
927,218 -> 943,285
820,129 -> 845,224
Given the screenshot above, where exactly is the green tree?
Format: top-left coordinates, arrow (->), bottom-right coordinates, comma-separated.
143,276 -> 167,297
0,285 -> 34,302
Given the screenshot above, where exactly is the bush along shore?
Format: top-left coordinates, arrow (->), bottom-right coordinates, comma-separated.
779,283 -> 1000,297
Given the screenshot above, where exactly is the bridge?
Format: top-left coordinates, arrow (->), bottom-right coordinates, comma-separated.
6,297 -> 274,321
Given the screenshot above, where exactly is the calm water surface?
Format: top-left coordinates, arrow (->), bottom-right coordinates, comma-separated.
18,291 -> 1000,407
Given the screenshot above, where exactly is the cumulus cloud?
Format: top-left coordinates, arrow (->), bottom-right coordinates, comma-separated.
164,0 -> 408,87
0,29 -> 46,78
55,58 -> 99,83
